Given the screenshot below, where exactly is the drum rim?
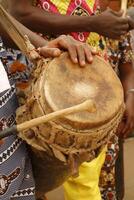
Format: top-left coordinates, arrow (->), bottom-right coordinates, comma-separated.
41,53 -> 124,129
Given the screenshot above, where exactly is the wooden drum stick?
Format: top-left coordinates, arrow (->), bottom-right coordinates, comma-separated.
0,100 -> 96,139
121,0 -> 128,16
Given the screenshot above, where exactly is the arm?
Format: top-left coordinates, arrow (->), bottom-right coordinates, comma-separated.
117,32 -> 134,138
0,14 -> 47,49
119,63 -> 134,100
0,10 -> 96,66
8,0 -> 130,39
118,62 -> 134,138
8,0 -> 90,35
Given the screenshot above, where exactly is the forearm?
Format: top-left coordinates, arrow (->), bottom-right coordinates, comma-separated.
0,11 -> 47,49
0,23 -> 16,48
119,62 -> 134,99
9,4 -> 94,35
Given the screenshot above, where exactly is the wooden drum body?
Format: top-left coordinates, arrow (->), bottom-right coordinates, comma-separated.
16,53 -> 125,196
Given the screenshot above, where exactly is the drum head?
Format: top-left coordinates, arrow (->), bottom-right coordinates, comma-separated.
43,53 -> 124,130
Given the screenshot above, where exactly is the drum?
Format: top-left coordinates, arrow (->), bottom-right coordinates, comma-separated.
16,53 -> 125,197
0,5 -> 125,199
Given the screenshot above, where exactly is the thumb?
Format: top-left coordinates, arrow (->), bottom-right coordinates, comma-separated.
38,47 -> 61,58
109,8 -> 124,17
127,16 -> 134,30
28,49 -> 40,61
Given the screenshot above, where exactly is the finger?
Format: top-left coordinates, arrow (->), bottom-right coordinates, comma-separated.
111,33 -> 122,40
109,9 -> 124,17
120,30 -> 128,35
113,30 -> 127,38
119,17 -> 129,24
116,24 -> 129,31
122,118 -> 131,135
47,35 -> 66,48
128,17 -> 134,29
128,121 -> 134,136
114,30 -> 128,37
129,120 -> 134,132
67,45 -> 78,64
38,47 -> 61,58
124,126 -> 133,138
58,38 -> 78,63
117,121 -> 125,137
110,35 -> 121,40
29,50 -> 40,60
76,45 -> 86,67
125,117 -> 134,138
84,46 -> 94,63
90,47 -> 97,55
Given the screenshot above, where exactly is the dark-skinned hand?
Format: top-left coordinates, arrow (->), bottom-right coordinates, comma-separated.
38,35 -> 97,67
117,93 -> 134,138
92,8 -> 129,39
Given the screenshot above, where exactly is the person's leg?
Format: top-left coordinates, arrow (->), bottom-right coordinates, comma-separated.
99,135 -> 119,200
64,147 -> 107,200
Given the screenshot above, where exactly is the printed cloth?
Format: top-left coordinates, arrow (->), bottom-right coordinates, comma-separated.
35,0 -> 133,199
0,38 -> 35,200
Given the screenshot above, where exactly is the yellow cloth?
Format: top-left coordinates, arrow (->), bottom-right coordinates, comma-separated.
42,0 -> 107,58
64,147 -> 107,200
36,1 -> 110,199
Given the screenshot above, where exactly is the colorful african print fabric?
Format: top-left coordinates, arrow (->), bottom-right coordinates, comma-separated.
0,37 -> 36,200
37,0 -> 108,58
35,1 -> 133,199
128,0 -> 134,7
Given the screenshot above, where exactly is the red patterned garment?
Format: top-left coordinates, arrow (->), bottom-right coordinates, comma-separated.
34,1 -> 133,199
37,0 -> 99,42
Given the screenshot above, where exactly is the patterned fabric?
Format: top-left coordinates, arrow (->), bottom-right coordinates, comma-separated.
131,31 -> 134,51
99,135 -> 119,200
0,37 -> 36,200
37,0 -> 109,59
128,0 -> 134,7
35,1 -> 134,200
36,0 -> 133,69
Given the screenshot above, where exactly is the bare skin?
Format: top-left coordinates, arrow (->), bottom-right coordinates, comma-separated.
118,62 -> 134,138
0,13 -> 96,67
7,0 -> 132,39
99,0 -> 134,29
2,0 -> 134,136
104,0 -> 134,137
0,12 -> 97,146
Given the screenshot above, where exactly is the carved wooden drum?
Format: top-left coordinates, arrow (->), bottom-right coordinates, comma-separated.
0,4 -> 125,199
16,53 -> 125,196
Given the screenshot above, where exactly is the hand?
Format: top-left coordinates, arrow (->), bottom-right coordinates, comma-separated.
38,35 -> 97,67
128,17 -> 134,30
117,93 -> 134,138
92,8 -> 129,39
127,7 -> 134,30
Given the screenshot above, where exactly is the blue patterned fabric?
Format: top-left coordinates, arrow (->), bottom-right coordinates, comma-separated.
0,37 -> 35,200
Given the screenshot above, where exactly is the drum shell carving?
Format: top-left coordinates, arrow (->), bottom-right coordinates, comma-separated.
16,53 -> 125,195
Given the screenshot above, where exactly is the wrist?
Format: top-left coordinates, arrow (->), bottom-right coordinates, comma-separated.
125,90 -> 134,101
127,89 -> 134,94
89,15 -> 100,33
80,16 -> 97,33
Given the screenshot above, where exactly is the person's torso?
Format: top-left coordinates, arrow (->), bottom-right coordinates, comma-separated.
36,0 -> 131,73
37,0 -> 106,50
